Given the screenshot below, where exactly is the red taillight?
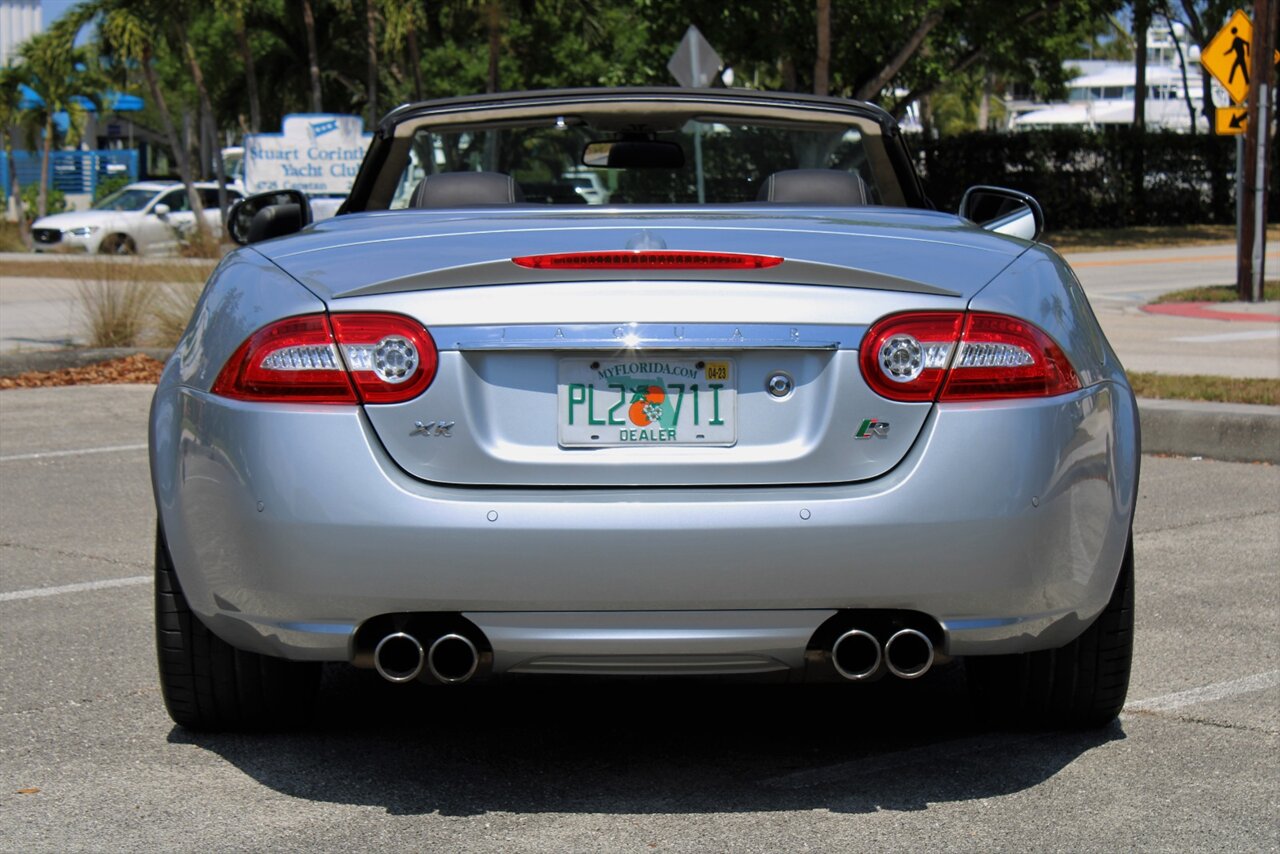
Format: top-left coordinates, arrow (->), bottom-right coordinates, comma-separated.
860,311 -> 1080,402
212,313 -> 437,404
511,250 -> 783,270
942,314 -> 1080,400
858,312 -> 965,402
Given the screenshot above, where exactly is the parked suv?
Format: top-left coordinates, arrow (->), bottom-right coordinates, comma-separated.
30,182 -> 240,256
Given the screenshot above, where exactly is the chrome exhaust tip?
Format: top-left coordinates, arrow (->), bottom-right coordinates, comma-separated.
831,629 -> 883,681
884,628 -> 934,679
427,633 -> 479,684
373,632 -> 425,683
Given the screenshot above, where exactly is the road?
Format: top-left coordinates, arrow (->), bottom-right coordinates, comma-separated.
1061,243 -> 1279,302
1,385 -> 1277,851
1061,246 -> 1280,379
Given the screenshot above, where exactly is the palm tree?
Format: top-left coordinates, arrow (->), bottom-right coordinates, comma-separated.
15,26 -> 100,219
216,0 -> 261,132
0,64 -> 31,244
68,0 -> 211,241
301,0 -> 324,112
381,0 -> 426,102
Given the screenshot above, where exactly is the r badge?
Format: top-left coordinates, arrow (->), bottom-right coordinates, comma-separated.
855,418 -> 890,439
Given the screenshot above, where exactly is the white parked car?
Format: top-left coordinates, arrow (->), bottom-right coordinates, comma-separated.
30,182 -> 241,256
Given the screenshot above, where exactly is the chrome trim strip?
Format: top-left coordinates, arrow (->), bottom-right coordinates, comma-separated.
440,323 -> 865,351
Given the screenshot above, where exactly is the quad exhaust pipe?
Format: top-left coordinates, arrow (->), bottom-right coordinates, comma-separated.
373,631 -> 479,684
830,627 -> 934,681
831,629 -> 883,681
884,628 -> 934,680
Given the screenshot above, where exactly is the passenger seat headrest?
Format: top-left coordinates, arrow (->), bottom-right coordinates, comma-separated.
757,169 -> 870,205
412,171 -> 525,208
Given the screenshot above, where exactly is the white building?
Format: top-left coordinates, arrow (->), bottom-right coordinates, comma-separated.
0,0 -> 42,68
1011,22 -> 1226,133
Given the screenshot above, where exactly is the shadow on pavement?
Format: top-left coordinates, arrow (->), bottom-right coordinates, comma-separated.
170,663 -> 1124,816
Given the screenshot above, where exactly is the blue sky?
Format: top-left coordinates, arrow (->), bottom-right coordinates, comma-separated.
43,0 -> 79,25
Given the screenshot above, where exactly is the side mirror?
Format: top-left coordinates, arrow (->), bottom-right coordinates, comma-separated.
959,186 -> 1044,242
227,189 -> 313,245
152,203 -> 171,218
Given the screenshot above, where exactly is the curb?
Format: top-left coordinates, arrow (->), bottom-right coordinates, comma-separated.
0,348 -> 173,377
1,350 -> 1275,464
1138,397 -> 1279,464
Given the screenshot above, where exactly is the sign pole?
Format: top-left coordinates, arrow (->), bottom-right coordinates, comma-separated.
1236,134 -> 1243,255
1254,84 -> 1268,302
690,36 -> 706,204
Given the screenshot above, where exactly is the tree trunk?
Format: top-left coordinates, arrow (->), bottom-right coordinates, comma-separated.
366,0 -> 378,125
302,0 -> 323,112
184,40 -> 228,230
1133,1 -> 1149,128
854,10 -> 943,102
486,1 -> 501,93
407,20 -> 424,102
889,3 -> 1062,117
38,114 -> 51,218
977,72 -> 992,130
814,0 -> 830,96
141,50 -> 209,239
234,19 -> 261,132
780,55 -> 797,92
8,130 -> 30,244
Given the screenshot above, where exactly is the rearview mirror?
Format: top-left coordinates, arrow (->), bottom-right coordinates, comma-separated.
582,139 -> 685,169
227,189 -> 313,245
959,186 -> 1044,242
152,203 -> 170,218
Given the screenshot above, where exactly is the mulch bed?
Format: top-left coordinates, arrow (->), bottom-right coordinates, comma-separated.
0,354 -> 165,389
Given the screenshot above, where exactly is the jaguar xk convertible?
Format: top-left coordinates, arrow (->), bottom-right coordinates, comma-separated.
149,88 -> 1137,730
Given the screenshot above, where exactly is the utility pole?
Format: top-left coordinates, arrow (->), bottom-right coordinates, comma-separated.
1239,0 -> 1276,301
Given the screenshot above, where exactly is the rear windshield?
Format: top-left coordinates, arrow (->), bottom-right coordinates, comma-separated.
384,116 -> 905,209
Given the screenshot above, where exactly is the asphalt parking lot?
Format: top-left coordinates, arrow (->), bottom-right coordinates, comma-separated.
1,384 -> 1277,851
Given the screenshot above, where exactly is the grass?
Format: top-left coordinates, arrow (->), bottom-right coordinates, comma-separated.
70,258 -> 207,348
2,257 -> 217,282
76,278 -> 153,348
1150,281 -> 1279,303
1128,371 -> 1279,406
1044,223 -> 1280,253
0,220 -> 25,252
150,280 -> 204,347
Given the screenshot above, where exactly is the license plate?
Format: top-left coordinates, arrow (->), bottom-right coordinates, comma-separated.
558,357 -> 737,447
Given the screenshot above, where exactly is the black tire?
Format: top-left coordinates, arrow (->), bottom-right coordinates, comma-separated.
155,525 -> 321,730
967,533 -> 1134,729
98,233 -> 136,255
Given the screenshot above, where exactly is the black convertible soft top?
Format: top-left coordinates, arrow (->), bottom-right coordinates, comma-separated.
341,87 -> 927,214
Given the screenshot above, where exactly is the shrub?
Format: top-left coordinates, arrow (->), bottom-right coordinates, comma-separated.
911,128 -> 1271,230
76,260 -> 154,347
94,174 -> 132,202
21,184 -> 67,221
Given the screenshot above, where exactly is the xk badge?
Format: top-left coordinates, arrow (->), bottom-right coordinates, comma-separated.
412,420 -> 455,437
855,418 -> 890,439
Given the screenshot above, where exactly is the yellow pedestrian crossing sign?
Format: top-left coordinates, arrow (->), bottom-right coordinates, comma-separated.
1215,106 -> 1248,135
1201,9 -> 1279,105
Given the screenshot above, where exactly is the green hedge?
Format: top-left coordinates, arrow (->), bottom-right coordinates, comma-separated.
912,128 -> 1276,230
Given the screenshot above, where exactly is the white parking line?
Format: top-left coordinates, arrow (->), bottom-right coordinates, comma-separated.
0,443 -> 148,463
1124,670 -> 1280,714
0,575 -> 150,602
1172,329 -> 1280,343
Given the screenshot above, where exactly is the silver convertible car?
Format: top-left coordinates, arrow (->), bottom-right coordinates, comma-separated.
149,88 -> 1137,730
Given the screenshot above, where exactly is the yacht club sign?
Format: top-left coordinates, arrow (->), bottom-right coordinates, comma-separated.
243,114 -> 372,195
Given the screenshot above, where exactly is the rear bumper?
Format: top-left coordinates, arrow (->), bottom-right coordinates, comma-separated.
150,380 -> 1138,668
